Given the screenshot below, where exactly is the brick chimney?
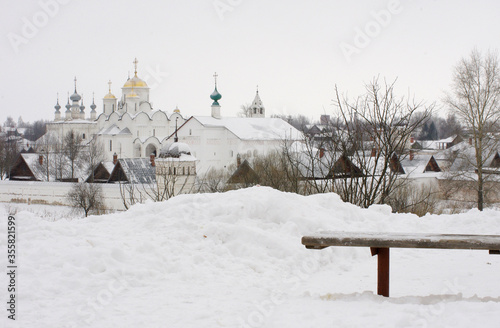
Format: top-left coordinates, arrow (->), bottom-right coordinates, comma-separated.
409,150 -> 414,161
38,155 -> 43,165
469,137 -> 473,145
371,148 -> 377,157
150,154 -> 155,167
113,153 -> 118,165
319,148 -> 325,159
236,154 -> 241,168
410,136 -> 415,143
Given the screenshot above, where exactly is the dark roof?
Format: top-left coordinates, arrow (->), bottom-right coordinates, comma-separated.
86,161 -> 115,183
329,155 -> 363,178
227,160 -> 260,185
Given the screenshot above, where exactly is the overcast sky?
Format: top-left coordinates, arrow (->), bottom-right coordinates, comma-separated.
2,0 -> 500,125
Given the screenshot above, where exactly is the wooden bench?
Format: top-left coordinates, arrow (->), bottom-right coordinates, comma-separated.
301,232 -> 500,297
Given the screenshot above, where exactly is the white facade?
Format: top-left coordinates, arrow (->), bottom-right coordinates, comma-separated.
44,60 -> 302,176
46,59 -> 186,162
171,116 -> 302,174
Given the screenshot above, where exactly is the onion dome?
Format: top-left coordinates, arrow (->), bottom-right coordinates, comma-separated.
210,72 -> 222,106
70,91 -> 81,102
123,75 -> 148,88
173,106 -> 180,114
54,99 -> 61,112
123,58 -> 148,88
210,87 -> 222,106
65,97 -> 71,111
90,96 -> 97,112
70,76 -> 81,101
159,142 -> 192,158
80,99 -> 85,112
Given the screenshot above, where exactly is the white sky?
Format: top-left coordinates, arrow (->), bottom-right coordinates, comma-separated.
2,0 -> 500,125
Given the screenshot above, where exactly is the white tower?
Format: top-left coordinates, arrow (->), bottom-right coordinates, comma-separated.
103,80 -> 117,116
249,86 -> 265,118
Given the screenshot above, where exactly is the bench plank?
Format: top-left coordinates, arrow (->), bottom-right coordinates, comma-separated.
302,232 -> 500,251
302,231 -> 500,297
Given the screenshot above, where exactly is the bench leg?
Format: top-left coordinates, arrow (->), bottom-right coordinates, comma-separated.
371,247 -> 390,297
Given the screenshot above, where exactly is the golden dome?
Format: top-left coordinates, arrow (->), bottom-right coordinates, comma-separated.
123,74 -> 148,88
104,92 -> 116,99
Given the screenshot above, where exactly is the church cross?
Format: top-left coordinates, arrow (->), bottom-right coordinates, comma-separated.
108,80 -> 112,93
133,58 -> 138,76
213,72 -> 218,86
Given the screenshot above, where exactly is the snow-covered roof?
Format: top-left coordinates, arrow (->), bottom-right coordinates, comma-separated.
419,137 -> 455,150
110,158 -> 156,184
49,119 -> 96,125
97,124 -> 132,136
11,153 -> 88,182
193,116 -> 303,141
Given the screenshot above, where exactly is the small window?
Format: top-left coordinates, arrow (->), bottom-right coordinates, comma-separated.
109,140 -> 112,151
173,167 -> 177,175
82,133 -> 86,139
112,104 -> 115,111
189,129 -> 192,136
187,167 -> 190,175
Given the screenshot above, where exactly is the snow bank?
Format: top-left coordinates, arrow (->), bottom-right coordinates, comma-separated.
1,187 -> 500,327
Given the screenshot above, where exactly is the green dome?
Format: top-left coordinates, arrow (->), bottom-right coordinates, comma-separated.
210,87 -> 222,105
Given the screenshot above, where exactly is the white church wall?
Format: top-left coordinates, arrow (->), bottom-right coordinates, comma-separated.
0,181 -> 126,210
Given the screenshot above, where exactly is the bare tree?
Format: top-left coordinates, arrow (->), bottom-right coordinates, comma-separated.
0,134 -> 21,180
238,103 -> 252,118
67,183 -> 105,217
118,181 -> 144,210
35,132 -> 58,181
445,49 -> 500,211
198,167 -> 230,193
332,77 -> 432,208
63,130 -> 84,180
85,137 -> 105,182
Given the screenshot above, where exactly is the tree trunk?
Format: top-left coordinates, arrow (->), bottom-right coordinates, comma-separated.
478,176 -> 484,211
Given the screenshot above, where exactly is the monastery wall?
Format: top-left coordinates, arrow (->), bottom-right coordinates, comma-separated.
0,181 -> 126,211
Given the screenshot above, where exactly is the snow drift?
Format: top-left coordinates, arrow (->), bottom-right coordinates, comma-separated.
1,187 -> 500,327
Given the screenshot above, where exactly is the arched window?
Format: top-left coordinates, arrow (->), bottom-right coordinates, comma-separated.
82,133 -> 86,139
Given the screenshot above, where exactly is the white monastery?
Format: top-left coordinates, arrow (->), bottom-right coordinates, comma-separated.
45,59 -> 301,175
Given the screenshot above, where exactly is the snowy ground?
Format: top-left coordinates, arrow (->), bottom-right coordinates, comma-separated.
1,187 -> 500,328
